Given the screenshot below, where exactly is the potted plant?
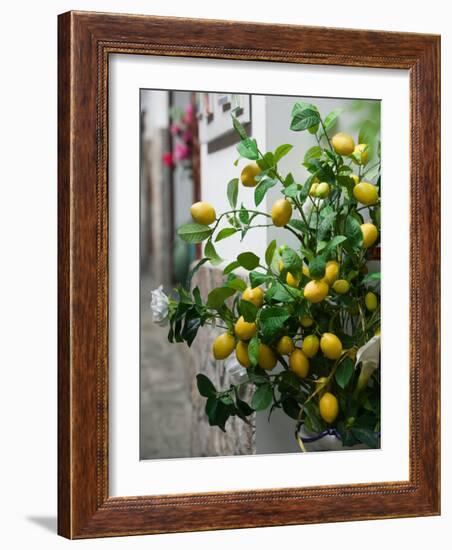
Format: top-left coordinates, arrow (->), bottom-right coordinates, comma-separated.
151,102 -> 381,451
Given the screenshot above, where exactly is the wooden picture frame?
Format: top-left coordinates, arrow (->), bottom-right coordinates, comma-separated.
58,11 -> 440,539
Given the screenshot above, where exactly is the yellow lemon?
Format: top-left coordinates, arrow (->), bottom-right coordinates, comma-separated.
315,182 -> 330,199
234,316 -> 257,341
302,264 -> 310,278
289,349 -> 310,378
302,334 -> 319,358
352,143 -> 369,165
332,279 -> 350,294
242,287 -> 264,308
190,201 -> 216,225
351,174 -> 360,185
286,272 -> 300,288
361,223 -> 379,248
276,336 -> 295,356
353,182 -> 379,205
304,280 -> 329,303
332,132 -> 355,156
271,198 -> 293,227
240,162 -> 261,187
212,332 -> 235,360
319,392 -> 339,423
299,315 -> 314,328
365,292 -> 378,311
309,182 -> 319,197
236,340 -> 251,368
320,333 -> 343,360
258,343 -> 277,370
323,260 -> 340,285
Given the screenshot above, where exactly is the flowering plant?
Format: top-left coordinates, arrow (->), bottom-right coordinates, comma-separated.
162,104 -> 194,171
162,102 -> 381,449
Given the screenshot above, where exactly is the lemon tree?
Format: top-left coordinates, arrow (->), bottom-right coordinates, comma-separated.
167,102 -> 381,448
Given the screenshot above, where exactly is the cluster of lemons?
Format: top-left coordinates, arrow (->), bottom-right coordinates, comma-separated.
188,130 -> 380,426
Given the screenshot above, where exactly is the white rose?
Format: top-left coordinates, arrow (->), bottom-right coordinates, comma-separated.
150,285 -> 169,326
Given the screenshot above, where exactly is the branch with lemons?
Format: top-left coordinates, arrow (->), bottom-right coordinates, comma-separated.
163,102 -> 381,450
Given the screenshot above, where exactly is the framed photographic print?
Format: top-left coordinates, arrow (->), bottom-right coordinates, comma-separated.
58,11 -> 440,538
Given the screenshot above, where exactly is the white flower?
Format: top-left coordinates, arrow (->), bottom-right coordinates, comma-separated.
355,335 -> 380,392
150,285 -> 169,326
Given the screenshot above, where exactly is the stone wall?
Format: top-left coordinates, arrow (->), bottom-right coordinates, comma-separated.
188,264 -> 256,457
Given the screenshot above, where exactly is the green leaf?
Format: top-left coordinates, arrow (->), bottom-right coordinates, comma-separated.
215,227 -> 238,242
236,397 -> 254,416
227,178 -> 239,209
345,215 -> 364,250
251,384 -> 273,411
206,287 -> 235,309
237,252 -> 260,270
281,247 -> 302,273
335,357 -> 354,389
186,257 -> 209,289
254,178 -> 277,206
281,397 -> 301,419
284,172 -> 295,188
324,235 -> 347,256
265,282 -> 296,303
239,205 -> 250,224
303,145 -> 322,164
265,239 -> 277,267
324,108 -> 344,132
223,260 -> 240,275
257,152 -> 275,170
309,256 -> 326,279
274,144 -> 293,163
362,272 -> 381,284
351,427 -> 380,449
318,207 -> 337,240
177,223 -> 213,243
196,373 -> 216,398
282,183 -> 301,198
204,240 -> 223,265
250,271 -> 271,288
259,307 -> 290,338
303,401 -> 325,433
290,106 -> 321,132
248,336 -> 260,366
232,116 -> 248,140
237,138 -> 259,160
227,277 -> 247,292
239,299 -> 258,322
359,120 -> 378,148
288,219 -> 309,233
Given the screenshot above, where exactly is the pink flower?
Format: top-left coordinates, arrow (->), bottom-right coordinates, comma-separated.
182,130 -> 193,144
162,152 -> 174,167
174,143 -> 190,161
183,103 -> 194,124
170,123 -> 181,136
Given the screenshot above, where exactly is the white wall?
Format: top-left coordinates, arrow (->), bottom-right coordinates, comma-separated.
0,1 -> 450,549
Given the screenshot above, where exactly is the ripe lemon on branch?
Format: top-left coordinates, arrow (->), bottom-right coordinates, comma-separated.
361,223 -> 379,248
240,162 -> 261,187
212,332 -> 235,360
319,392 -> 339,423
320,333 -> 343,360
332,132 -> 355,156
276,336 -> 295,355
242,287 -> 264,308
304,279 -> 329,303
234,316 -> 257,341
289,348 -> 310,378
236,341 -> 251,368
353,182 -> 379,205
190,201 -> 216,225
271,198 -> 292,227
